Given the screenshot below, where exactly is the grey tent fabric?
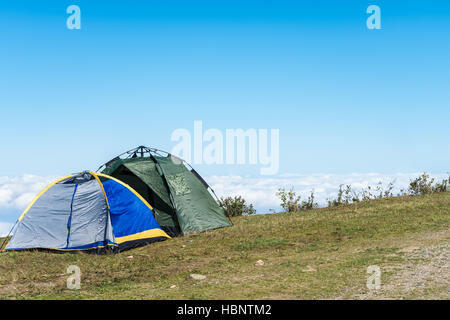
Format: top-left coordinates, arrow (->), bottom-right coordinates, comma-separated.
7,183 -> 77,250
5,172 -> 115,252
65,179 -> 114,249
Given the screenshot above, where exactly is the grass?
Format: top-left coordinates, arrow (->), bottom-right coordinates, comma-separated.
0,192 -> 449,300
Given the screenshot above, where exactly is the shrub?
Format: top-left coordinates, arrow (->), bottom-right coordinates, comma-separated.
276,187 -> 301,212
408,173 -> 435,195
301,190 -> 319,210
432,174 -> 450,193
218,196 -> 256,217
327,180 -> 397,207
277,172 -> 449,211
328,185 -> 359,207
276,188 -> 318,212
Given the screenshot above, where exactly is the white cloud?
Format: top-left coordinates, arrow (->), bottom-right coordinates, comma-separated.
206,172 -> 449,213
0,174 -> 57,235
0,222 -> 14,237
0,174 -> 56,211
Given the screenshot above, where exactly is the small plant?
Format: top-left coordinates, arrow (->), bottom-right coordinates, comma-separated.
408,173 -> 435,195
278,172 -> 448,211
218,196 -> 256,217
301,190 -> 318,210
328,184 -> 358,207
276,187 -> 302,212
276,188 -> 318,212
328,180 -> 396,207
384,181 -> 395,198
432,174 -> 450,193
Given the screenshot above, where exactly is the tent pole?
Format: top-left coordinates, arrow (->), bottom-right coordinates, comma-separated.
0,220 -> 18,252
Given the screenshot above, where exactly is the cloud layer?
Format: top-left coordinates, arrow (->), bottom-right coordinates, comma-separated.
0,175 -> 56,210
0,222 -> 14,238
0,172 -> 447,235
208,172 -> 450,212
0,174 -> 56,236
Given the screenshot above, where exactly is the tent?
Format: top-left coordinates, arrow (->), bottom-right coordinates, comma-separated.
98,146 -> 232,237
4,171 -> 170,253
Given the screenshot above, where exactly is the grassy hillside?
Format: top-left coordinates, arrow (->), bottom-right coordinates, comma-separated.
0,192 -> 449,300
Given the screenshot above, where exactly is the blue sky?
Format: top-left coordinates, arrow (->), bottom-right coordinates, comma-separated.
1,0 -> 449,179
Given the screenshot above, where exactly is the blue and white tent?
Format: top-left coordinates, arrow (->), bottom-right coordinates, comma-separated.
4,171 -> 170,253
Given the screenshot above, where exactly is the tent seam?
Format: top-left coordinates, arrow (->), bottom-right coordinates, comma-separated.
65,184 -> 78,249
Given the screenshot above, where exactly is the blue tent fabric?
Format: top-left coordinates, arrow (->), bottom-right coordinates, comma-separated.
4,171 -> 170,253
103,179 -> 161,238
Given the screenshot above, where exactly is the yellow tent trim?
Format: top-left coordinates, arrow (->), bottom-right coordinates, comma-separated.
115,228 -> 170,244
18,174 -> 73,222
89,171 -> 110,209
95,172 -> 154,211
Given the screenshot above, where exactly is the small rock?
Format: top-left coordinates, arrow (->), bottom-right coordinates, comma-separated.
255,260 -> 265,266
188,274 -> 207,280
170,285 -> 177,289
181,245 -> 186,248
302,266 -> 317,272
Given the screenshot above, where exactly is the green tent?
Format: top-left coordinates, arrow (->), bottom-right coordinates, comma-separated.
99,146 -> 232,237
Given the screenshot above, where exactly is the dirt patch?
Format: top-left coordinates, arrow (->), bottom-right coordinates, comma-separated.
398,246 -> 421,253
356,242 -> 449,299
